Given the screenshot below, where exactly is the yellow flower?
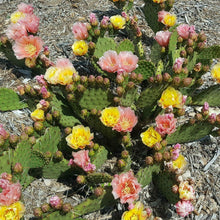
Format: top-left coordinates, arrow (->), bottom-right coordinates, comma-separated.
110,15 -> 126,30
44,66 -> 59,84
100,107 -> 120,127
153,0 -> 166,3
179,181 -> 195,200
66,125 -> 93,150
158,87 -> 183,109
56,68 -> 75,85
72,40 -> 88,56
163,14 -> 176,27
172,154 -> 187,170
31,109 -> 45,122
0,201 -> 25,220
211,63 -> 220,83
10,11 -> 25,23
122,202 -> 148,220
140,127 -> 162,148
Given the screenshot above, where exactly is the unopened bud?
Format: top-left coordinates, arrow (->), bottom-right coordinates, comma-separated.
155,74 -> 163,83
96,76 -> 103,84
72,73 -> 80,82
90,108 -> 98,115
13,163 -> 23,173
89,149 -> 95,157
80,76 -> 88,84
161,139 -> 167,147
154,152 -> 163,162
121,150 -> 129,159
202,65 -> 209,72
116,75 -> 124,84
196,113 -> 203,121
44,151 -> 52,160
76,175 -> 86,184
17,85 -> 25,95
216,114 -> 220,124
186,47 -> 193,55
137,73 -> 143,82
94,187 -> 104,197
52,110 -> 60,119
116,86 -> 124,97
154,142 -> 162,151
20,132 -> 29,141
103,78 -> 110,87
88,75 -> 96,84
33,207 -> 43,218
167,0 -> 175,7
130,72 -> 137,81
34,121 -> 44,131
163,151 -> 171,161
62,203 -> 72,213
177,36 -> 183,43
189,118 -> 196,125
180,50 -> 187,58
65,84 -> 75,92
172,77 -> 181,86
94,29 -> 100,36
122,135 -> 130,145
172,184 -> 179,194
187,39 -> 194,47
67,93 -> 75,102
113,96 -> 120,103
194,63 -> 202,72
54,151 -> 64,161
163,72 -> 171,82
127,81 -> 135,89
145,156 -> 154,165
197,78 -> 204,85
24,84 -> 31,93
183,78 -> 192,87
25,57 -> 36,68
0,35 -> 8,44
208,113 -> 216,124
197,42 -> 205,50
182,67 -> 189,75
49,196 -> 63,210
88,41 -> 96,50
9,134 -> 19,146
117,159 -> 126,169
41,203 -> 50,213
46,113 -> 53,122
29,136 -> 36,145
177,108 -> 185,116
77,84 -> 86,93
81,109 -> 88,118
24,126 -> 34,136
93,143 -> 99,151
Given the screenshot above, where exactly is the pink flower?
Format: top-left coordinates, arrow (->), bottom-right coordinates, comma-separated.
90,13 -> 98,26
175,200 -> 194,217
97,50 -> 119,73
158,10 -> 169,22
40,86 -> 50,99
173,57 -> 185,74
35,75 -> 48,87
19,13 -> 40,33
177,24 -> 195,40
111,170 -> 141,205
17,3 -> 34,14
0,124 -> 9,139
72,22 -> 88,40
13,35 -> 43,59
155,113 -> 177,136
71,150 -> 96,172
174,143 -> 181,149
56,58 -> 73,69
0,181 -> 21,206
113,107 -> 138,132
155,31 -> 171,47
49,196 -> 63,209
6,23 -> 27,40
117,51 -> 138,74
202,102 -> 209,112
100,16 -> 110,28
0,173 -> 12,181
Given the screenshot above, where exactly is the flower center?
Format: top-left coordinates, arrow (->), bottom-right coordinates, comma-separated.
25,44 -> 37,57
5,209 -> 16,220
131,215 -> 138,220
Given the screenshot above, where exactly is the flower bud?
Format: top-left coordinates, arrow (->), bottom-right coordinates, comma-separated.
89,149 -> 95,157
167,0 -> 175,7
161,139 -> 167,147
189,118 -> 196,125
130,72 -> 137,81
177,36 -> 183,43
44,151 -> 52,160
94,29 -> 100,36
96,76 -> 103,84
88,75 -> 96,84
90,108 -> 98,115
198,32 -> 207,42
182,67 -> 189,75
172,184 -> 179,194
54,151 -> 64,161
0,35 -> 8,44
46,113 -> 53,123
116,86 -> 124,97
25,57 -> 36,68
183,77 -> 192,87
76,175 -> 86,184
24,84 -> 31,93
216,114 -> 220,124
202,65 -> 209,72
113,96 -> 120,103
94,187 -> 104,197
72,73 -> 80,82
52,110 -> 60,120
62,203 -> 72,213
121,150 -> 129,159
9,134 -> 19,146
145,156 -> 154,165
80,76 -> 88,84
81,109 -> 88,118
154,142 -> 162,151
103,78 -> 110,87
187,39 -> 194,47
163,72 -> 171,82
208,113 -> 216,124
65,84 -> 75,92
172,76 -> 181,86
33,207 -> 43,218
13,163 -> 23,173
24,126 -> 34,136
116,75 -> 124,84
163,151 -> 171,161
34,121 -> 44,131
93,143 -> 99,151
155,74 -> 163,83
180,50 -> 187,58
20,132 -> 29,141
88,41 -> 96,50
67,94 -> 75,102
196,113 -> 203,121
137,73 -> 143,82
154,152 -> 163,162
122,135 -> 130,145
29,136 -> 36,145
186,47 -> 193,55
117,159 -> 126,169
17,85 -> 25,95
77,84 -> 86,93
197,42 -> 205,50
194,62 -> 202,72
41,203 -> 50,213
49,196 -> 63,210
177,108 -> 185,116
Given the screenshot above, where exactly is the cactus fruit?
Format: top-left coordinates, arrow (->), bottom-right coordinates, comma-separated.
136,164 -> 160,187
166,121 -> 214,145
153,172 -> 179,204
0,88 -> 28,111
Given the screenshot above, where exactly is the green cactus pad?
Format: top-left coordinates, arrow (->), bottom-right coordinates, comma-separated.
153,172 -> 179,204
90,145 -> 108,169
33,127 -> 61,154
168,30 -> 178,63
93,37 -> 117,58
150,41 -> 162,64
0,150 -> 13,174
197,45 -> 220,60
86,172 -> 113,184
166,121 -> 214,145
192,85 -> 220,106
43,211 -> 74,220
187,52 -> 198,72
79,88 -> 113,111
120,88 -> 139,107
116,39 -> 135,53
0,88 -> 28,111
73,187 -> 115,218
50,94 -> 81,127
155,60 -> 164,75
135,60 -> 156,79
136,164 -> 160,187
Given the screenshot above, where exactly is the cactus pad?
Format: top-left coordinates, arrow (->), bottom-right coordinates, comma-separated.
116,39 -> 135,53
0,88 -> 28,111
135,60 -> 156,79
90,145 -> 108,169
120,88 -> 139,107
86,172 -> 113,184
0,150 -> 13,174
197,45 -> 220,60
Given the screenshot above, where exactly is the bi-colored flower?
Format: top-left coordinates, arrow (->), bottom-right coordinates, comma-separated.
72,22 -> 89,40
0,180 -> 21,206
173,57 -> 185,74
158,87 -> 184,109
10,11 -> 26,24
19,13 -> 40,34
155,113 -> 177,136
113,107 -> 138,133
172,154 -> 187,171
121,201 -> 148,220
175,200 -> 194,217
111,170 -> 141,204
155,30 -> 171,47
117,51 -> 138,74
31,109 -> 45,122
211,63 -> 220,83
179,181 -> 195,200
66,125 -> 94,150
6,23 -> 27,41
97,50 -> 119,73
110,15 -> 126,30
70,150 -> 96,172
140,127 -> 162,148
100,107 -> 120,127
44,58 -> 77,85
171,143 -> 181,160
12,35 -> 43,59
72,40 -> 88,56
158,11 -> 176,27
0,201 -> 25,220
177,24 -> 195,40
153,0 -> 166,3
